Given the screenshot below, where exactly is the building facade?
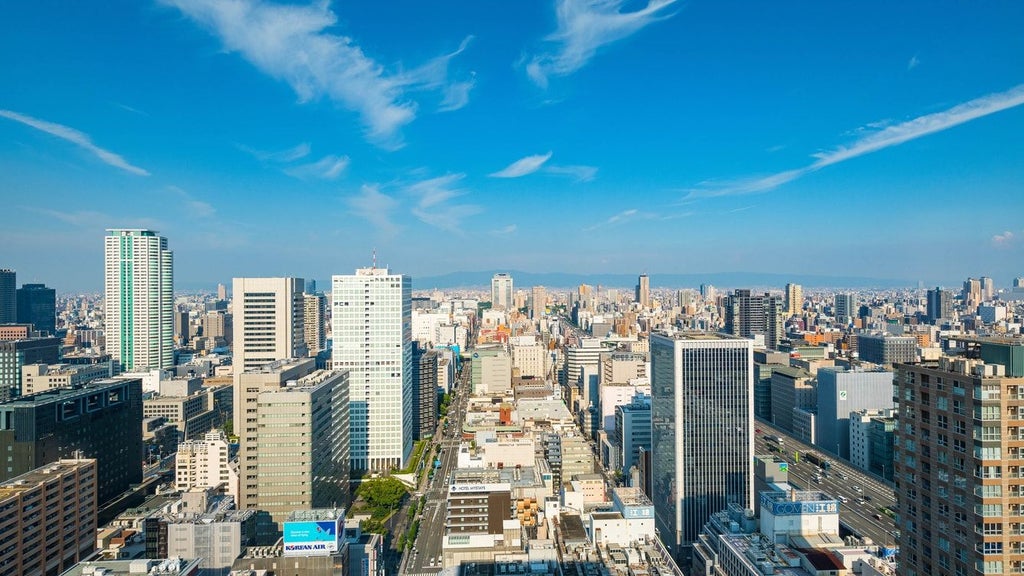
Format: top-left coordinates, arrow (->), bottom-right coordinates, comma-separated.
814,366 -> 894,459
413,345 -> 439,440
0,458 -> 97,576
0,269 -> 15,324
175,429 -> 237,501
0,378 -> 142,504
16,283 -> 56,335
651,332 -> 753,566
724,290 -> 784,349
491,273 -> 513,311
303,292 -> 328,357
785,283 -> 802,318
331,267 -> 412,471
103,229 -> 174,371
231,277 -> 307,374
0,336 -> 61,401
636,274 -> 650,308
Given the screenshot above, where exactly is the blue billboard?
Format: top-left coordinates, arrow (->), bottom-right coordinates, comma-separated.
283,520 -> 340,556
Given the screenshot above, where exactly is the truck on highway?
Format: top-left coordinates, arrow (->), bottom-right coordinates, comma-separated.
803,451 -> 832,472
763,435 -> 785,451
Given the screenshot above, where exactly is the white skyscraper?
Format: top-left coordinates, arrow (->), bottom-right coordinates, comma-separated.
332,267 -> 412,471
491,273 -> 513,311
104,229 -> 173,371
231,277 -> 307,373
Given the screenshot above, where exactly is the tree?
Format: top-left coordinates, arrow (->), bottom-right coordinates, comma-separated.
357,477 -> 407,510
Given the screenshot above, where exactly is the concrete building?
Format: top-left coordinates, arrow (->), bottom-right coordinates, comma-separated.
0,336 -> 61,401
0,378 -> 142,504
599,351 -> 647,388
303,292 -> 328,356
894,354 -> 1024,576
856,333 -> 916,365
511,337 -> 547,379
636,274 -> 650,308
0,458 -> 97,576
814,367 -> 894,459
331,267 -> 412,471
231,277 -> 307,374
143,392 -> 218,441
724,290 -> 784,349
472,346 -> 512,396
144,495 -> 256,574
563,338 -> 604,389
599,382 -> 646,432
785,283 -> 803,318
651,332 -> 753,565
104,229 -> 174,371
491,273 -> 514,311
615,398 -> 651,476
531,286 -> 546,320
254,369 -> 350,536
20,362 -> 111,395
16,283 -> 56,335
61,558 -> 203,576
0,269 -> 15,323
834,293 -> 856,325
769,366 -> 815,434
442,468 -> 519,567
926,286 -> 953,323
413,345 -> 439,440
175,429 -> 238,500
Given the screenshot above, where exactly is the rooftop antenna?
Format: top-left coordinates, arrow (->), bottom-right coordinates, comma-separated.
372,248 -> 377,270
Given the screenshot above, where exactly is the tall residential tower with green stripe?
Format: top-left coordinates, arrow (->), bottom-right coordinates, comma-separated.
103,229 -> 174,372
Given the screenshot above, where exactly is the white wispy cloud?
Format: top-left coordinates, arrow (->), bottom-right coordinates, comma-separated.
493,224 -> 518,235
167,186 -> 217,217
490,152 -> 553,178
24,207 -> 165,230
347,185 -> 399,236
907,55 -> 920,70
683,83 -> 1024,199
544,164 -> 598,182
162,0 -> 473,147
405,174 -> 482,232
525,0 -> 676,88
583,207 -> 639,231
0,109 -> 150,176
992,231 -> 1017,248
285,154 -> 350,180
239,142 -> 312,163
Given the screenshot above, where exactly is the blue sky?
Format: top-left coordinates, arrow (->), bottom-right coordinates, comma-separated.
2,0 -> 1023,292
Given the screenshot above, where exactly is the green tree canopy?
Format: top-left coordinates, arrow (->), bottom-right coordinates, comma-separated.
357,477 -> 407,510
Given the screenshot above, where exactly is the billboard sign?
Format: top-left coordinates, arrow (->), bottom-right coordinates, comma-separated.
283,520 -> 340,556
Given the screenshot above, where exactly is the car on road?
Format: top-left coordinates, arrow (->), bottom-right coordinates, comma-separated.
837,495 -> 848,503
853,485 -> 863,493
874,514 -> 884,520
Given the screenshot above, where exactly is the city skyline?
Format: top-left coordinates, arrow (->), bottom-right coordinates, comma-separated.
2,0 -> 1024,291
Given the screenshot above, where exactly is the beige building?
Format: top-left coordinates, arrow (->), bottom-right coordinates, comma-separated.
143,387 -> 221,441
254,369 -> 350,535
785,282 -> 803,317
20,362 -> 110,395
231,277 -> 307,374
511,337 -> 547,379
175,429 -> 238,501
303,292 -> 327,356
0,459 -> 97,576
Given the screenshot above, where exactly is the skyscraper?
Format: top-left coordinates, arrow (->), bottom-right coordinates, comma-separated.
16,283 -> 56,335
491,273 -> 513,311
303,292 -> 327,356
0,269 -> 14,324
784,283 -> 802,317
332,266 -> 412,471
723,289 -> 784,349
926,286 -> 953,323
651,332 -> 753,566
636,274 -> 650,308
894,350 -> 1024,576
962,277 -> 983,309
103,229 -> 174,371
412,344 -> 439,441
834,293 -> 855,325
531,285 -> 546,320
231,277 -> 307,373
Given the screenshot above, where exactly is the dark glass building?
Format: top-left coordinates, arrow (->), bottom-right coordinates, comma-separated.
0,378 -> 143,504
17,283 -> 57,335
412,344 -> 439,440
651,332 -> 753,568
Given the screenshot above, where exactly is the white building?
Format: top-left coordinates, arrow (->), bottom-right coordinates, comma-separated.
332,267 -> 412,471
511,337 -> 547,379
491,273 -> 514,311
175,429 -> 238,501
104,229 -> 173,371
231,277 -> 307,374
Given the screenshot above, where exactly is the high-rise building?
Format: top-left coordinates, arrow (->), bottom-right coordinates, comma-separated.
926,286 -> 953,323
615,398 -> 651,476
0,269 -> 14,324
636,274 -> 650,308
0,378 -> 143,504
254,369 -> 350,536
651,332 -> 753,565
332,267 -> 412,471
0,458 -> 97,576
217,282 -> 227,301
103,229 -> 174,371
303,292 -> 328,356
784,283 -> 802,317
813,367 -> 894,459
16,283 -> 56,335
0,336 -> 60,401
894,354 -> 1024,576
962,277 -> 983,309
980,276 -> 995,300
491,273 -> 513,311
856,333 -> 917,365
413,344 -> 439,440
173,308 -> 189,346
531,286 -> 546,320
723,289 -> 784,349
834,293 -> 856,325
231,277 -> 307,373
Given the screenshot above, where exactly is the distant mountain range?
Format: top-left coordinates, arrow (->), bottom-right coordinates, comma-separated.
411,270 -> 915,290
